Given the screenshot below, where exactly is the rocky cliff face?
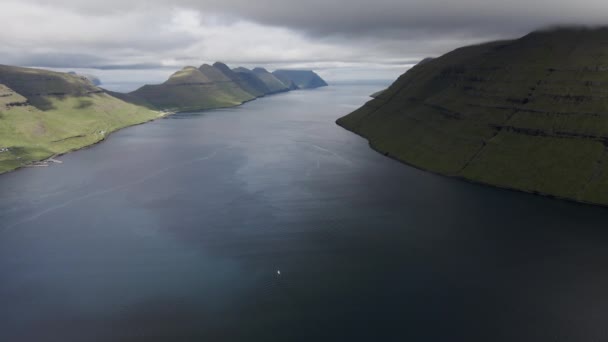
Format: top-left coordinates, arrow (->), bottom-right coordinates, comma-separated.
337,27 -> 608,206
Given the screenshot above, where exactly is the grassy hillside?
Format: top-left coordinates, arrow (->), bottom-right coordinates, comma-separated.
0,66 -> 159,173
248,68 -> 291,94
130,63 -> 330,112
130,65 -> 256,112
233,70 -> 273,96
337,27 -> 608,206
273,70 -> 328,89
0,65 -> 99,97
0,62 -> 328,174
213,62 -> 270,97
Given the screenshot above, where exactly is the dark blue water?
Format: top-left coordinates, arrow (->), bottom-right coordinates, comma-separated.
2,85 -> 608,341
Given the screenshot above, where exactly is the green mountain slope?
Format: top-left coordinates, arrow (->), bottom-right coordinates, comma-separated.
337,27 -> 608,206
272,70 -> 328,89
0,62 -> 328,174
213,62 -> 270,97
248,68 -> 291,94
234,70 -> 273,96
0,66 -> 158,173
129,65 -> 256,112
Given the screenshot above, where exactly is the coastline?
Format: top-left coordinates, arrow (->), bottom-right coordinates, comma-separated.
0,87 -> 313,176
335,119 -> 608,210
0,110 -> 172,176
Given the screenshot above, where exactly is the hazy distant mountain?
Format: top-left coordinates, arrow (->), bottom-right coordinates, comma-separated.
130,63 -> 329,112
213,62 -> 270,97
0,62 -> 328,173
272,70 -> 328,89
0,65 -> 157,173
250,67 -> 291,94
337,27 -> 608,206
129,64 -> 256,112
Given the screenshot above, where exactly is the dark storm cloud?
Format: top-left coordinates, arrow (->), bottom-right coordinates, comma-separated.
28,0 -> 608,38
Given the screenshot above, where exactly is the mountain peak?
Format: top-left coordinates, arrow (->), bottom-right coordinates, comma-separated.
213,62 -> 230,69
199,64 -> 231,82
165,66 -> 210,85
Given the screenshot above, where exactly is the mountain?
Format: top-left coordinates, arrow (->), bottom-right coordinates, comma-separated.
370,89 -> 385,98
0,62 -> 328,173
0,65 -> 158,173
129,65 -> 257,112
249,67 -> 291,94
213,62 -> 270,97
337,27 -> 608,206
130,63 -> 328,112
272,70 -> 328,89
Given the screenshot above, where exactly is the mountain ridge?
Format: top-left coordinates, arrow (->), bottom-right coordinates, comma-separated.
0,62 -> 328,174
0,65 -> 159,174
272,69 -> 328,89
337,27 -> 608,207
129,62 -> 327,112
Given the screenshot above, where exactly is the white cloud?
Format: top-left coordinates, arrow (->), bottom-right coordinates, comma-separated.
0,3 -> 427,87
5,0 -> 607,89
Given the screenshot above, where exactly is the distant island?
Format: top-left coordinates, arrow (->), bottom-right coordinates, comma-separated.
337,27 -> 608,207
0,63 -> 327,173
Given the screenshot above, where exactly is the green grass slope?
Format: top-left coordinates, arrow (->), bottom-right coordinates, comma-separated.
130,65 -> 256,112
247,68 -> 291,94
272,70 -> 328,89
0,66 -> 158,173
213,62 -> 270,97
337,27 -> 608,206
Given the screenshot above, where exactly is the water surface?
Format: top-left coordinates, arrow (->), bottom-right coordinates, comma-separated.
2,85 -> 608,341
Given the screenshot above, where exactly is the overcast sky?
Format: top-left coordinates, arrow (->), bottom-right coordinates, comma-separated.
2,0 -> 608,89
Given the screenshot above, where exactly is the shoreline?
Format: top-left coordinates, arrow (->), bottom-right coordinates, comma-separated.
0,87 -> 324,176
0,110 -> 172,176
335,119 -> 608,211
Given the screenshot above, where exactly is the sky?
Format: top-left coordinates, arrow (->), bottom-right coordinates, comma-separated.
2,0 -> 608,90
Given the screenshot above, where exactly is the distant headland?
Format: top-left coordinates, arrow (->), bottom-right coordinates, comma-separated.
0,62 -> 327,174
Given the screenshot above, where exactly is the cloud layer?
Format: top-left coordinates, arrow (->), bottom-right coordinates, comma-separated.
2,0 -> 608,86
